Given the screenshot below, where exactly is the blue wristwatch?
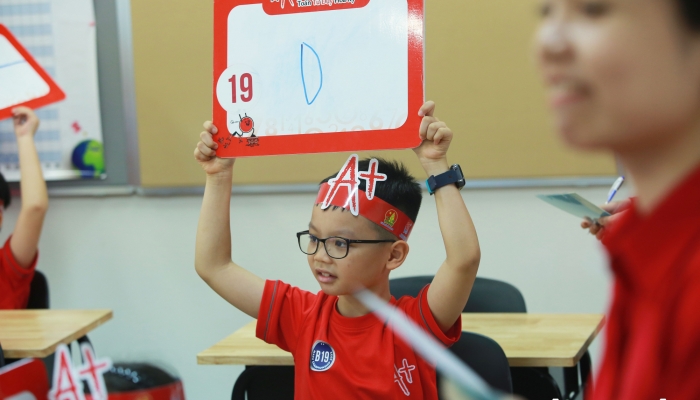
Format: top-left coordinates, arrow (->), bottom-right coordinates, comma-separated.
426,164 -> 465,195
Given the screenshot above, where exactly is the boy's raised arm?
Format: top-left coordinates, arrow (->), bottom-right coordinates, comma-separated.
415,102 -> 481,333
10,107 -> 48,268
194,121 -> 264,318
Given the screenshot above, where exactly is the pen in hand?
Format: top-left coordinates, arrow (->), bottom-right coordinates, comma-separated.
606,176 -> 625,204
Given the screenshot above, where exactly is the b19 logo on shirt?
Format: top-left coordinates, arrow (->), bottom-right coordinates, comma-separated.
309,340 -> 335,372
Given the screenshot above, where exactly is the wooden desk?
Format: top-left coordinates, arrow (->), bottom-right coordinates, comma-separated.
198,313 -> 604,368
0,309 -> 113,358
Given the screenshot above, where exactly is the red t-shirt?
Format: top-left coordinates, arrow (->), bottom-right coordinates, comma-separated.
0,236 -> 38,310
593,164 -> 700,400
256,280 -> 461,399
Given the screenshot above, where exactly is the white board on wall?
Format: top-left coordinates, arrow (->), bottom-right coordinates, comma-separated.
0,0 -> 105,181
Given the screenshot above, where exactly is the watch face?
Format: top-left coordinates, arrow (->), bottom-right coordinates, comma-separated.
451,164 -> 466,189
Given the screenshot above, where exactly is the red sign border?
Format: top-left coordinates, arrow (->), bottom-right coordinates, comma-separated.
213,0 -> 424,157
0,24 -> 66,121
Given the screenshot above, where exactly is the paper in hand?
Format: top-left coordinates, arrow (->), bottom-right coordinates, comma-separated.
537,193 -> 611,222
0,24 -> 65,120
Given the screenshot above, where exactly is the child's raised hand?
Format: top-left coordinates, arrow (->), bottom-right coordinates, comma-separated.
413,101 -> 453,168
12,107 -> 40,138
194,121 -> 235,175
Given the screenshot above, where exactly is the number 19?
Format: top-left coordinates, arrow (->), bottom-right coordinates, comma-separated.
229,73 -> 253,103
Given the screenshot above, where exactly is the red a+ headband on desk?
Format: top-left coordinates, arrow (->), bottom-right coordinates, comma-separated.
0,24 -> 66,120
316,155 -> 415,241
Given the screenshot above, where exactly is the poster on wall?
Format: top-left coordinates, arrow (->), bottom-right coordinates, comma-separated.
0,0 -> 105,180
213,0 -> 425,157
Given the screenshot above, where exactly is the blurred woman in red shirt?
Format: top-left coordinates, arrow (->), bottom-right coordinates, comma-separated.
535,1 -> 700,399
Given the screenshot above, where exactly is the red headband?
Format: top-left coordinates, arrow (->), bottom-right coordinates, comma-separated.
315,155 -> 415,240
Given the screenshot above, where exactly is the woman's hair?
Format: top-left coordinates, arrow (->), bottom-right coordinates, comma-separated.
678,0 -> 700,31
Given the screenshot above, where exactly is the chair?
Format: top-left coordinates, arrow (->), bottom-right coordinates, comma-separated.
390,276 -> 566,400
440,331 -> 513,395
231,366 -> 295,400
27,270 -> 50,309
389,275 -> 526,313
0,342 -> 4,368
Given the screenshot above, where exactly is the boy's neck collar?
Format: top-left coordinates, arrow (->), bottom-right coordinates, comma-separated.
336,289 -> 392,318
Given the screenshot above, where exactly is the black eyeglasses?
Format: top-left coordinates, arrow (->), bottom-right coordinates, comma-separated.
296,230 -> 396,259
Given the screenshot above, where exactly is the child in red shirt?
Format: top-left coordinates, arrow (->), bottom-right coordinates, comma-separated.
0,107 -> 49,310
536,0 -> 700,398
193,101 -> 480,399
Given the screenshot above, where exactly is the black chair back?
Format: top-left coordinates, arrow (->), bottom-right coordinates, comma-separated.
231,366 -> 294,400
390,275 -> 567,399
389,275 -> 432,299
441,331 -> 513,395
27,270 -> 49,309
462,277 -> 526,313
389,276 -> 526,313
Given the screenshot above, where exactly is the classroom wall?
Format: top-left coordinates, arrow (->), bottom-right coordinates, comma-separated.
2,184 -> 628,398
131,0 -> 616,188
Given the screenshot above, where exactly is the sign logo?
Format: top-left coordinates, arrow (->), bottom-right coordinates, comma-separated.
310,341 -> 335,372
239,114 -> 254,134
382,209 -> 398,230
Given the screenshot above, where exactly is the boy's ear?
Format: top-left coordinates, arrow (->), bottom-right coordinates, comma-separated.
386,241 -> 409,272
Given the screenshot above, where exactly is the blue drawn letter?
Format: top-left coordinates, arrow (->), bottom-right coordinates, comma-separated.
301,42 -> 323,105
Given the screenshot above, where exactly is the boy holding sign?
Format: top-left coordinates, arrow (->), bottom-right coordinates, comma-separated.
194,101 -> 480,399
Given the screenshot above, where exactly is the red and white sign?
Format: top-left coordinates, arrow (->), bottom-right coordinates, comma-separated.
213,0 -> 424,157
0,24 -> 66,121
48,344 -> 112,400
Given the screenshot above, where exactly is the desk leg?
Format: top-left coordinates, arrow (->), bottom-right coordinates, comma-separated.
564,352 -> 593,400
0,342 -> 4,367
563,351 -> 593,400
580,352 -> 593,400
563,364 -> 581,400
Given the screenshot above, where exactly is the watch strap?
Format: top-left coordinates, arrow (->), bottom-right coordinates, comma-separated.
426,168 -> 461,194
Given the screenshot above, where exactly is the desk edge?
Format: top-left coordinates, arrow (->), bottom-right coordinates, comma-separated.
5,310 -> 113,358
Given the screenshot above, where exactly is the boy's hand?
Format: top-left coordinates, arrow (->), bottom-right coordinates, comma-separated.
194,121 -> 235,176
581,199 -> 631,240
12,107 -> 40,138
413,101 -> 453,173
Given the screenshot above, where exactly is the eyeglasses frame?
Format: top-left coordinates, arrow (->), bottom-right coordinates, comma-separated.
296,230 -> 397,259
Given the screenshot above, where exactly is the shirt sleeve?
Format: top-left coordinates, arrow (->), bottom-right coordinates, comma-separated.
398,284 -> 462,347
255,280 -> 318,353
0,235 -> 38,309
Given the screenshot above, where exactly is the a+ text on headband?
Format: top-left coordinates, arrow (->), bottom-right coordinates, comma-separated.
315,154 -> 415,241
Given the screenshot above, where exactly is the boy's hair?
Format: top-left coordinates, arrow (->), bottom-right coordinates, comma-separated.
678,0 -> 700,31
0,172 -> 10,209
320,158 -> 422,237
